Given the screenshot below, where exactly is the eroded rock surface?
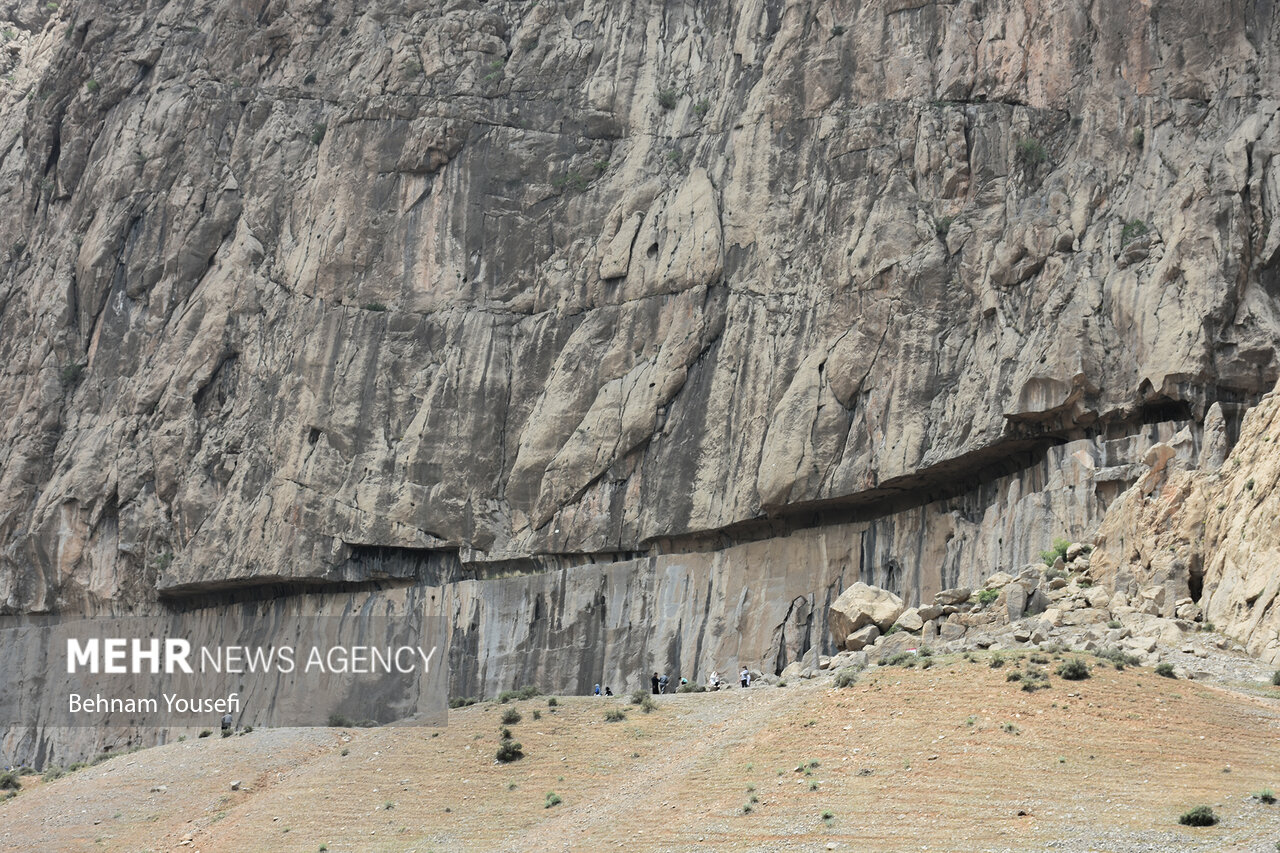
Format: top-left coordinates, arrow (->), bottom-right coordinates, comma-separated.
1,0 -> 1280,764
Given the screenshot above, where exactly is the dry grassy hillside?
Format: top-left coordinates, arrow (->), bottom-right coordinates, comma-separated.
3,652 -> 1280,852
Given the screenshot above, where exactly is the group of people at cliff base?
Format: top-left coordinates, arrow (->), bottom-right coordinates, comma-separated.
591,667 -> 753,697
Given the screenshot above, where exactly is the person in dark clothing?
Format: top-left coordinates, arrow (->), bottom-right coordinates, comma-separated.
651,672 -> 660,694
604,686 -> 613,696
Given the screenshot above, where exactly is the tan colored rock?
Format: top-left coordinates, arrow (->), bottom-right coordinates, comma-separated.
934,588 -> 971,606
983,572 -> 1015,590
829,583 -> 906,642
894,608 -> 925,633
843,625 -> 882,652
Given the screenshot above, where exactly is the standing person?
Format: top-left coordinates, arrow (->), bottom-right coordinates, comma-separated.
658,674 -> 669,694
651,672 -> 660,694
594,683 -> 601,697
221,712 -> 233,734
740,667 -> 750,688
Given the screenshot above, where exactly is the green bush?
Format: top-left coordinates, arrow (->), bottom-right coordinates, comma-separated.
1155,663 -> 1177,678
1015,138 -> 1048,168
1178,805 -> 1217,826
60,363 -> 84,387
977,588 -> 999,606
1006,670 -> 1022,682
449,696 -> 478,708
1057,658 -> 1090,680
677,682 -> 705,693
310,123 -> 326,145
989,653 -> 1005,669
1271,670 -> 1280,686
0,772 -> 19,791
1097,648 -> 1141,670
547,697 -> 558,707
498,686 -> 540,703
1039,538 -> 1071,565
639,696 -> 658,714
496,738 -> 524,763
1120,219 -> 1149,246
657,88 -> 679,109
544,791 -> 562,808
604,709 -> 626,722
500,707 -> 522,725
629,689 -> 648,705
361,302 -> 387,312
833,667 -> 859,688
327,713 -> 353,728
198,729 -> 212,738
1252,788 -> 1276,804
693,98 -> 710,117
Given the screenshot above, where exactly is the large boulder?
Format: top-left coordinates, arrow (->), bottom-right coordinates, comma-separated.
829,582 -> 906,644
934,588 -> 971,606
844,625 -> 881,651
894,607 -> 925,633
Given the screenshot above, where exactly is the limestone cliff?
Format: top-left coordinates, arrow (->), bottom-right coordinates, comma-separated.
1092,377 -> 1280,664
2,0 -> 1280,732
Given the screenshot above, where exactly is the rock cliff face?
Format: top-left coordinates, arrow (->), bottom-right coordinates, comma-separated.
2,0 -> 1280,758
1092,377 -> 1280,664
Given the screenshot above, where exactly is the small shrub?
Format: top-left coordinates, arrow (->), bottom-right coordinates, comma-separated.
498,686 -> 540,703
495,739 -> 524,763
198,729 -> 213,738
918,646 -> 934,658
831,24 -> 846,35
1057,658 -> 1090,680
1155,663 -> 1177,679
678,682 -> 706,693
310,123 -> 326,145
693,98 -> 710,117
60,363 -> 84,387
630,689 -> 648,705
1120,218 -> 1149,247
657,88 -> 679,110
1006,670 -> 1022,682
449,696 -> 478,708
547,697 -> 558,707
544,791 -> 562,808
977,588 -> 999,606
0,773 -> 19,791
741,802 -> 753,814
1097,648 -> 1140,669
1178,805 -> 1217,826
1132,127 -> 1144,147
1107,620 -> 1122,629
221,729 -> 233,738
881,652 -> 915,667
1015,138 -> 1048,168
1029,653 -> 1049,664
242,725 -> 253,734
532,710 -> 542,720
327,713 -> 353,728
383,800 -> 394,810
362,302 -> 387,312
639,696 -> 658,714
1001,722 -> 1020,734
1252,789 -> 1276,804
1039,538 -> 1071,565
1271,671 -> 1280,686
989,653 -> 1005,669
935,215 -> 954,238
833,667 -> 859,688
85,79 -> 100,93
604,709 -> 626,723
340,748 -> 349,756
501,707 -> 522,725
821,809 -> 834,821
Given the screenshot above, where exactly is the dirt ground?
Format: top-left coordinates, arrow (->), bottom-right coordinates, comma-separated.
4,652 -> 1280,852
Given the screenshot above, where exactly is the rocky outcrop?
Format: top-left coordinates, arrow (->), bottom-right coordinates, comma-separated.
1092,378 -> 1280,664
2,0 -> 1280,763
829,582 -> 905,644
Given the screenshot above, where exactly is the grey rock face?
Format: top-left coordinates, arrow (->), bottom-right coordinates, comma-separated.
1,0 -> 1280,763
